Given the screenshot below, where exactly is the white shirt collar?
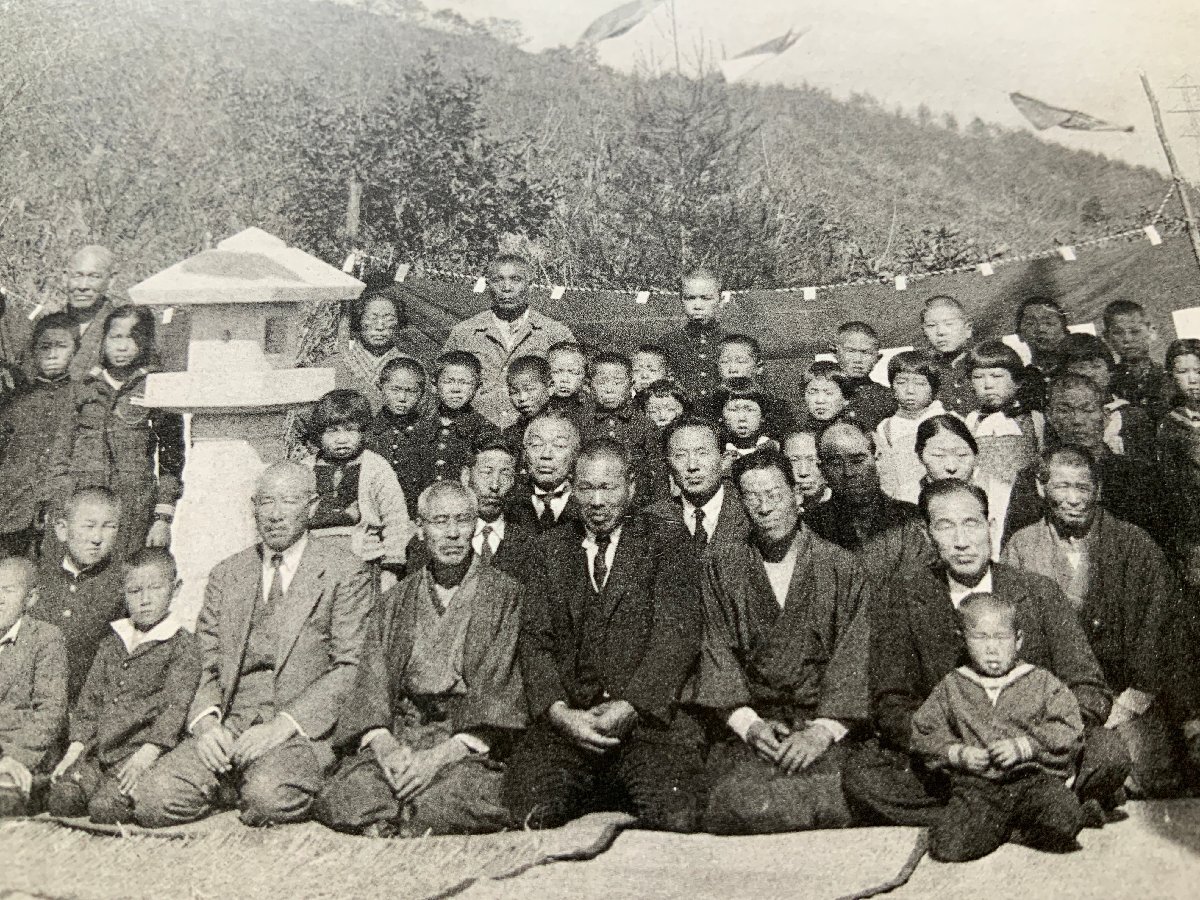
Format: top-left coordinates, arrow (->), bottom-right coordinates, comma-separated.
110,613 -> 184,654
682,485 -> 724,539
947,567 -> 993,608
532,483 -> 571,517
62,556 -> 84,578
261,533 -> 309,597
956,662 -> 1035,704
581,525 -> 623,591
0,617 -> 23,646
474,517 -> 506,553
760,533 -> 802,607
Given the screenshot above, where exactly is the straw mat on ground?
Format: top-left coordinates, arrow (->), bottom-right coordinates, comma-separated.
0,811 -> 635,900
459,825 -> 927,900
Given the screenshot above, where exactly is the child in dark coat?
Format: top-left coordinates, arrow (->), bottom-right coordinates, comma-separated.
0,557 -> 68,817
912,593 -> 1084,862
367,356 -> 430,518
50,307 -> 184,559
47,549 -> 200,823
545,340 -> 592,429
0,313 -> 79,558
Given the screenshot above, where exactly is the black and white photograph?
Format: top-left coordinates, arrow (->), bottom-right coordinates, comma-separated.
1,0 -> 1199,897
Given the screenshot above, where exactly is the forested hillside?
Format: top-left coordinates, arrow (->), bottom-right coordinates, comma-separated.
0,0 -> 1173,302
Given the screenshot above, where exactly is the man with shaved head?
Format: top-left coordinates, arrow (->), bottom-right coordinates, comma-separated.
806,422 -> 922,554
441,253 -> 575,428
503,439 -> 706,832
133,462 -> 373,827
316,480 -> 526,836
32,246 -> 122,379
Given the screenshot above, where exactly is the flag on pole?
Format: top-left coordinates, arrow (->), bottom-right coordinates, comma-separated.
720,27 -> 809,83
578,0 -> 665,46
1010,93 -> 1134,132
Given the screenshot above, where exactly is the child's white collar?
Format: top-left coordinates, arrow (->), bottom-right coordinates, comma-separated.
110,614 -> 183,654
956,662 -> 1035,691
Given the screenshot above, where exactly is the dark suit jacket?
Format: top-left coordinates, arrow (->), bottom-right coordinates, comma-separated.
403,518 -> 544,585
805,492 -> 921,554
844,377 -> 898,433
505,484 -> 583,534
696,527 -> 872,731
30,558 -> 126,702
871,562 -> 1111,752
519,512 -> 702,730
0,618 -> 67,770
189,536 -> 373,758
70,628 -> 201,766
334,561 -> 526,754
643,487 -> 751,554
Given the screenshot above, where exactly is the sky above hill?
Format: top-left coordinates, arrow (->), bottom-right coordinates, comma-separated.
438,0 -> 1200,182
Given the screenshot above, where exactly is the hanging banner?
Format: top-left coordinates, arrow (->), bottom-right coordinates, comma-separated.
371,233 -> 1200,401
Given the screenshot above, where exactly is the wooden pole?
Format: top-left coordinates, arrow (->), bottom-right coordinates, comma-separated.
345,174 -> 362,241
1142,72 -> 1200,273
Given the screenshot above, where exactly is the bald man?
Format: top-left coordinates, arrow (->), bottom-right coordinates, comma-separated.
132,463 -> 373,827
27,246 -> 121,379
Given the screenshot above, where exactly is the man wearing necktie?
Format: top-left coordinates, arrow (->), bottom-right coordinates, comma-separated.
404,435 -> 543,584
133,463 -> 373,827
505,413 -> 583,534
503,439 -> 705,832
645,416 -> 750,554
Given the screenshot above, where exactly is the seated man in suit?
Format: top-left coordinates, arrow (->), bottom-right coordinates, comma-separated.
697,449 -> 871,834
503,439 -> 705,832
133,463 -> 373,827
504,412 -> 582,533
404,435 -> 542,583
644,416 -> 750,553
842,479 -> 1131,829
315,480 -> 526,837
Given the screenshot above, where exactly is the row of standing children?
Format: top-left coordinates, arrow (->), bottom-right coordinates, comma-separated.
0,308 -> 183,565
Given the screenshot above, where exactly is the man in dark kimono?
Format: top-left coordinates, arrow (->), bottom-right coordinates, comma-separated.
644,417 -> 750,554
503,439 -> 705,832
1005,445 -> 1181,796
697,448 -> 871,834
842,479 -> 1131,828
315,480 -> 525,836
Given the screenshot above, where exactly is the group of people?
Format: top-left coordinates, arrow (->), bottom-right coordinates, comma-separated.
0,245 -> 1198,865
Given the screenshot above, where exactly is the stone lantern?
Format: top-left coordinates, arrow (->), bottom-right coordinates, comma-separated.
128,228 -> 363,622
